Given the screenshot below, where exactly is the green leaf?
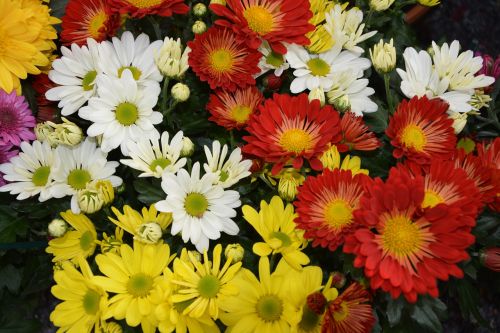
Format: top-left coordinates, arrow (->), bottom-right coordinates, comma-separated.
454,278 -> 488,327
0,265 -> 21,293
386,296 -> 405,327
363,106 -> 389,133
133,179 -> 165,205
410,301 -> 442,333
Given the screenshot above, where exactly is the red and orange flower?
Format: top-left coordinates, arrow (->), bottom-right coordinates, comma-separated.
295,169 -> 369,251
477,138 -> 500,211
32,73 -> 57,122
207,86 -> 263,130
188,27 -> 261,91
210,0 -> 315,54
386,96 -> 456,164
61,0 -> 121,46
108,0 -> 188,18
242,93 -> 341,174
338,112 -> 381,152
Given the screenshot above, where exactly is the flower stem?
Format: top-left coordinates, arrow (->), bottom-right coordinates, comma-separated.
160,78 -> 170,114
147,16 -> 162,41
384,74 -> 394,115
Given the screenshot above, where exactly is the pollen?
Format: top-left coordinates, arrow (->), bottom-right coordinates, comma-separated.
279,128 -> 313,154
243,5 -> 274,36
400,124 -> 427,152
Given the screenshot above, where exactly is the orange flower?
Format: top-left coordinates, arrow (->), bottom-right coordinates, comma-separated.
108,0 -> 188,18
477,138 -> 500,211
338,112 -> 380,152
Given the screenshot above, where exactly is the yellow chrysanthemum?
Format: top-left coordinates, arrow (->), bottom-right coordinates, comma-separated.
98,227 -> 124,254
306,1 -> 348,54
320,145 -> 369,175
46,210 -> 98,264
242,196 -> 310,270
275,168 -> 306,202
50,257 -> 109,333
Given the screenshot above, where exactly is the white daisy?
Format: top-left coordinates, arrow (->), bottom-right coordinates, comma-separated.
50,138 -> 122,213
120,130 -> 187,178
45,39 -> 101,116
0,140 -> 55,201
79,69 -> 162,155
286,43 -> 371,93
203,140 -> 252,188
155,162 -> 240,252
256,41 -> 290,77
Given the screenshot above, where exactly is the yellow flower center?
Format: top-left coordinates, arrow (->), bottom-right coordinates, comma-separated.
324,199 -> 353,230
209,49 -> 234,73
87,10 -> 107,39
126,0 -> 164,8
118,66 -> 142,80
382,215 -> 422,257
67,169 -> 91,190
32,166 -> 50,187
307,58 -> 331,76
80,231 -> 95,251
400,124 -> 427,152
127,273 -> 154,297
82,289 -> 101,315
243,5 -> 274,36
184,192 -> 209,218
270,231 -> 292,247
115,102 -> 139,126
333,302 -> 350,322
231,105 -> 252,124
266,51 -> 284,68
149,157 -> 171,172
422,190 -> 444,209
219,170 -> 229,182
197,275 -> 221,298
279,128 -> 313,153
256,294 -> 283,322
82,70 -> 97,91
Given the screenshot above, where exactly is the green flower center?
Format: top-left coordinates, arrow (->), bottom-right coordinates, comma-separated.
266,51 -> 284,68
115,102 -> 138,126
184,192 -> 208,218
219,170 -> 229,182
127,273 -> 154,297
149,157 -> 171,172
256,294 -> 283,322
197,275 -> 221,298
299,304 -> 320,331
307,58 -> 331,76
82,289 -> 101,315
82,70 -> 97,91
270,231 -> 292,247
80,231 -> 95,251
118,66 -> 142,80
32,166 -> 50,186
67,169 -> 91,190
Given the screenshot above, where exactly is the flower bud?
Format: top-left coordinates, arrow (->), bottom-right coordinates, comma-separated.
417,0 -> 440,6
192,20 -> 207,34
369,38 -> 396,74
48,218 -> 68,237
306,292 -> 327,315
448,111 -> 468,134
171,83 -> 190,102
330,271 -> 346,289
100,229 -> 124,254
481,248 -> 500,272
193,3 -> 207,16
35,123 -> 57,146
155,37 -> 190,78
180,136 -> 195,157
369,0 -> 395,11
93,180 -> 115,205
277,168 -> 305,202
77,188 -> 104,214
308,87 -> 326,107
332,95 -> 351,113
224,243 -> 244,263
470,89 -> 492,110
263,73 -> 284,91
135,222 -> 163,244
52,117 -> 83,146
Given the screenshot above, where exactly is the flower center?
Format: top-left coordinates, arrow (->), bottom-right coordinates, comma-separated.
323,199 -> 353,230
422,190 -> 444,209
118,66 -> 142,80
332,301 -> 349,322
32,166 -> 51,186
82,70 -> 97,91
197,275 -> 221,298
126,0 -> 164,9
67,169 -> 91,190
82,289 -> 101,315
299,304 -> 320,331
266,51 -> 284,68
382,215 -> 422,258
231,105 -> 252,124
87,10 -> 107,39
184,192 -> 209,218
307,58 -> 331,76
256,294 -> 283,322
243,5 -> 274,36
115,102 -> 139,126
209,49 -> 234,73
80,230 -> 95,251
127,273 -> 154,297
270,231 -> 292,247
219,170 -> 229,182
279,128 -> 313,153
400,124 -> 427,152
149,157 -> 171,172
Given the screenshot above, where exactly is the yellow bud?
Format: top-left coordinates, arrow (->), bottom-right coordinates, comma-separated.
171,83 -> 190,102
470,89 -> 492,111
48,218 -> 68,237
369,38 -> 396,74
192,20 -> 207,34
93,180 -> 114,205
188,250 -> 202,262
308,87 -> 326,107
193,3 -> 207,16
100,228 -> 124,254
417,0 -> 440,7
369,0 -> 395,11
224,243 -> 245,263
135,222 -> 163,244
102,321 -> 123,333
277,168 -> 305,202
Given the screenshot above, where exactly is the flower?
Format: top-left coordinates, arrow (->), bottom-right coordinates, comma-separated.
370,38 -> 396,73
0,140 -> 55,201
155,162 -> 241,252
79,69 -> 162,154
187,27 -> 261,91
207,86 -> 263,130
319,145 -> 369,176
475,53 -> 500,93
108,0 -> 189,18
338,112 -> 381,152
305,0 -> 337,54
480,248 -> 500,272
210,0 -> 314,54
0,90 -> 36,146
256,41 -> 290,77
120,131 -> 186,178
193,3 -> 207,16
155,37 -> 190,78
277,168 -> 306,202
295,169 -> 368,251
60,0 -> 121,46
32,73 -> 58,122
0,144 -> 17,186
180,136 -> 195,157
192,20 -> 207,34
308,87 -> 326,106
224,243 -> 244,263
370,0 -> 395,11
48,219 -> 68,238
386,96 -> 456,164
242,93 -> 341,175
417,0 -> 440,6
203,140 -> 252,188
51,117 -> 84,146
477,138 -> 500,211
242,196 -> 309,270
171,82 -> 190,102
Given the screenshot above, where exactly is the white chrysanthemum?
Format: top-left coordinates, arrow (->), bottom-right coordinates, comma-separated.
286,43 -> 371,93
45,39 -> 101,116
203,140 -> 252,188
155,162 -> 240,252
431,40 -> 495,91
50,138 -> 122,213
120,131 -> 187,178
79,70 -> 162,155
256,41 -> 290,77
0,140 -> 55,201
155,37 -> 190,78
324,5 -> 377,54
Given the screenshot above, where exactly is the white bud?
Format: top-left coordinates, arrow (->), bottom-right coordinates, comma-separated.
448,111 -> 468,134
135,222 -> 163,244
48,219 -> 68,237
180,136 -> 195,157
193,3 -> 207,16
171,83 -> 190,102
369,0 -> 395,11
369,39 -> 396,74
155,37 -> 190,78
308,87 -> 326,107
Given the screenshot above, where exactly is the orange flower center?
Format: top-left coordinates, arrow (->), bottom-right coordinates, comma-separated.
231,105 -> 252,124
382,215 -> 422,258
324,199 -> 353,230
421,190 -> 444,209
400,124 -> 427,152
243,5 -> 274,35
126,0 -> 163,8
279,128 -> 313,153
87,10 -> 107,39
209,49 -> 234,74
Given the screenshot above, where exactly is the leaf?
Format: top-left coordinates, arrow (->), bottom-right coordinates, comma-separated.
364,106 -> 389,133
454,278 -> 488,327
0,320 -> 40,333
387,296 -> 405,327
410,300 -> 442,333
0,265 -> 21,293
133,179 -> 165,205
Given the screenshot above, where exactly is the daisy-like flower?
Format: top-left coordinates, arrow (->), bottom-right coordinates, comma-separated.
203,140 -> 252,188
187,27 -> 261,91
108,0 -> 189,18
45,39 -> 102,116
0,90 -> 35,146
0,144 -> 17,186
120,131 -> 186,178
338,112 -> 381,152
0,140 -> 55,201
60,0 -> 121,46
386,96 -> 456,164
344,167 -> 475,302
256,41 -> 290,77
286,43 -> 371,94
243,196 -> 310,270
207,86 -> 263,130
32,73 -> 57,122
210,0 -> 314,55
50,138 -> 122,213
295,169 -> 369,251
319,144 -> 369,176
79,70 -> 162,154
243,93 -> 341,174
155,162 -> 241,252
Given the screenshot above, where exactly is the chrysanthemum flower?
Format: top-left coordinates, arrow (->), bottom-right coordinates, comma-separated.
32,73 -> 57,122
338,112 -> 381,152
0,90 -> 36,146
243,196 -> 310,270
305,0 -> 337,54
320,144 -> 369,176
108,0 -> 189,18
210,0 -> 314,55
243,93 -> 341,174
386,96 -> 456,164
0,144 -> 17,186
256,41 -> 290,77
295,169 -> 369,251
344,167 -> 475,302
477,138 -> 500,211
206,86 -> 263,130
187,27 -> 261,91
60,0 -> 121,46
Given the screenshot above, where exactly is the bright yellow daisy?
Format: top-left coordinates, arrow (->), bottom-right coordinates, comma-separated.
319,144 -> 369,175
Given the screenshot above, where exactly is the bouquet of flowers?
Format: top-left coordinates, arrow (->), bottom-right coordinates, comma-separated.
0,0 -> 499,332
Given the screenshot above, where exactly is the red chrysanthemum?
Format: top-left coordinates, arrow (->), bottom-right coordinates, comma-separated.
337,112 -> 381,152
207,86 -> 263,130
32,74 -> 58,122
344,166 -> 475,303
108,0 -> 188,18
322,283 -> 375,333
386,96 -> 456,164
188,27 -> 261,92
210,0 -> 315,54
242,93 -> 341,174
477,138 -> 500,211
61,0 -> 121,46
294,169 -> 369,251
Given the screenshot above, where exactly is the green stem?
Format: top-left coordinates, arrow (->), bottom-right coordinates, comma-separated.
147,16 -> 162,41
384,74 -> 394,115
160,78 -> 170,114
229,130 -> 235,149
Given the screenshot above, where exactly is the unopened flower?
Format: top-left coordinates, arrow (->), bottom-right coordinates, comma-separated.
48,219 -> 68,237
193,3 -> 207,16
481,248 -> 500,272
93,180 -> 114,205
308,87 -> 326,106
470,89 -> 492,110
155,37 -> 190,78
370,0 -> 395,11
192,20 -> 207,34
448,111 -> 468,134
277,168 -> 306,202
35,123 -> 57,146
224,243 -> 244,263
135,222 -> 163,244
210,0 -> 226,5
51,118 -> 83,146
77,187 -> 104,214
332,94 -> 351,113
370,38 -> 396,73
99,228 -> 124,254
102,321 -> 123,333
417,0 -> 440,6
171,83 -> 190,102
181,136 -> 195,157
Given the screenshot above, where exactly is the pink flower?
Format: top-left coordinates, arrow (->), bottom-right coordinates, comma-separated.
475,52 -> 500,93
0,90 -> 36,146
0,143 -> 18,186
